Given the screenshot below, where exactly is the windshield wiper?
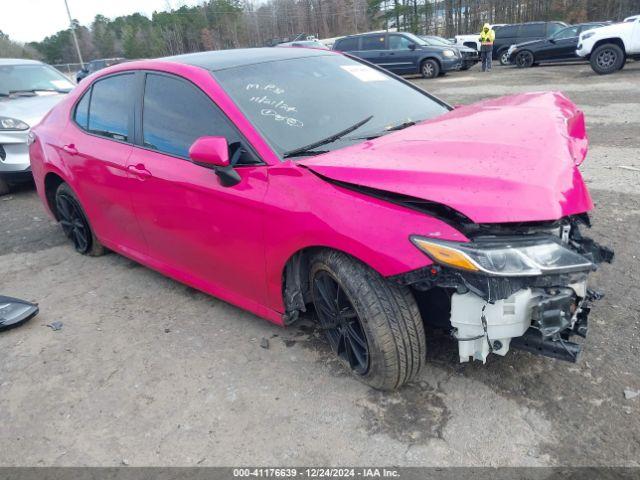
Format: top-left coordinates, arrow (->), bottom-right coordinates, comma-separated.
356,120 -> 419,140
283,115 -> 373,159
9,88 -> 70,95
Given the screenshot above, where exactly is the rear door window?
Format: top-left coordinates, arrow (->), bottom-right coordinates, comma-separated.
141,73 -> 242,160
497,25 -> 517,38
519,24 -> 546,37
335,37 -> 359,51
361,35 -> 386,50
85,73 -> 134,141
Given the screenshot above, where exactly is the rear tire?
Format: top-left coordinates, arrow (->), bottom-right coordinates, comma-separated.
55,183 -> 105,256
590,43 -> 625,74
309,250 -> 426,390
499,50 -> 511,65
0,177 -> 9,196
420,59 -> 440,79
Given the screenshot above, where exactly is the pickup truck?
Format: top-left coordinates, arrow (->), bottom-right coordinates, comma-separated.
576,15 -> 640,74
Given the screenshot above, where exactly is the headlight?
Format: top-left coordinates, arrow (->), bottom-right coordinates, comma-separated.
443,49 -> 456,57
581,31 -> 596,41
0,116 -> 29,131
410,236 -> 594,277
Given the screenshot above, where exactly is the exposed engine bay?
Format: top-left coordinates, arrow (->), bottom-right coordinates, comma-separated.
392,214 -> 614,363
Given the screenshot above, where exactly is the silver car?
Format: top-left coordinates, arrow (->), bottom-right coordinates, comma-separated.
0,58 -> 74,195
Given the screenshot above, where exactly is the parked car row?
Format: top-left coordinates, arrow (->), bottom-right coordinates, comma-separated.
454,16 -> 639,74
507,22 -> 608,68
332,31 -> 478,78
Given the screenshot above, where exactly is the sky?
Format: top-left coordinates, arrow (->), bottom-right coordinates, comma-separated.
1,0 -> 202,43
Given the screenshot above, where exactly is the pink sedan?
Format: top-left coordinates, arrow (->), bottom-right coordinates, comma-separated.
29,48 -> 612,390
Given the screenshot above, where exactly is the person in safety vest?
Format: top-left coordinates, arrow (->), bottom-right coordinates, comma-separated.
479,23 -> 495,72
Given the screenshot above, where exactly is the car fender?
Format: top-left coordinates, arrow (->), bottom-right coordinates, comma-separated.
262,163 -> 468,313
418,54 -> 442,68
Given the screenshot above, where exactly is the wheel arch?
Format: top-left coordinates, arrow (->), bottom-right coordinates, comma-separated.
420,56 -> 442,69
593,38 -> 626,55
280,245 -> 385,324
44,171 -> 67,220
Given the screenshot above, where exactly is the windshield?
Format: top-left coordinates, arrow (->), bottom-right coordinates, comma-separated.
423,36 -> 454,46
0,64 -> 74,95
401,32 -> 429,46
213,54 -> 448,157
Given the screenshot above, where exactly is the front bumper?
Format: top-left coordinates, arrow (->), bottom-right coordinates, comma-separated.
450,282 -> 592,363
0,130 -> 32,178
441,57 -> 463,72
576,43 -> 591,58
392,216 -> 614,364
461,51 -> 480,67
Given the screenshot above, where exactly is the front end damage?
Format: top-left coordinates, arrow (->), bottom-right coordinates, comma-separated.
393,215 -> 613,363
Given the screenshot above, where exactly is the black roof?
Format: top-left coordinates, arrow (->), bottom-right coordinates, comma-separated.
163,47 -> 334,71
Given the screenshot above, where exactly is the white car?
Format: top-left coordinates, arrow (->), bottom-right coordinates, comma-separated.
576,15 -> 640,74
0,59 -> 74,195
454,24 -> 506,51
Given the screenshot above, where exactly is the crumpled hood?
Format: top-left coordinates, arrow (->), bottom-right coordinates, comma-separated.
300,91 -> 592,224
0,93 -> 67,129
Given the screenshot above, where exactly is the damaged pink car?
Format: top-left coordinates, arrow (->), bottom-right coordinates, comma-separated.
29,48 -> 613,390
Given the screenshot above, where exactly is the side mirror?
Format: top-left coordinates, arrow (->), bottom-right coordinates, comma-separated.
549,38 -> 556,43
188,136 -> 240,187
408,43 -> 416,50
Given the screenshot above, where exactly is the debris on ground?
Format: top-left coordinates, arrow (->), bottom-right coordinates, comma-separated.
624,388 -> 640,400
260,337 -> 269,349
46,321 -> 63,331
164,328 -> 171,333
618,165 -> 640,172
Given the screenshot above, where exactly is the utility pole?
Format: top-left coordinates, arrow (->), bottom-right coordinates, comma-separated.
63,0 -> 84,68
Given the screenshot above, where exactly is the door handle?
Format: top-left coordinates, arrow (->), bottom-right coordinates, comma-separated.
127,163 -> 152,179
62,144 -> 78,155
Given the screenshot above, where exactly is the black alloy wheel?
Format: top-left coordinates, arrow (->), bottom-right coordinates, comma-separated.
56,192 -> 92,254
516,50 -> 534,68
312,270 -> 369,374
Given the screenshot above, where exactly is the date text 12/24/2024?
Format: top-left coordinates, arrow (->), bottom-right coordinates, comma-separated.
233,468 -> 400,478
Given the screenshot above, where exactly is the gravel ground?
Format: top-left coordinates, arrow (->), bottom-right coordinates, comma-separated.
1,61 -> 639,467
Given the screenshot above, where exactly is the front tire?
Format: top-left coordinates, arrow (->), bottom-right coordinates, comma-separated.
420,59 -> 440,79
55,183 -> 105,256
515,50 -> 534,68
590,43 -> 625,74
310,251 -> 426,390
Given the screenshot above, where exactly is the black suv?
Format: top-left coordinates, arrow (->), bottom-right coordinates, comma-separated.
333,32 -> 462,78
508,23 -> 607,68
493,22 -> 568,64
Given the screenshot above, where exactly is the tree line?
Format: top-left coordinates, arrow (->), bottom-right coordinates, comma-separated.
1,0 -> 639,64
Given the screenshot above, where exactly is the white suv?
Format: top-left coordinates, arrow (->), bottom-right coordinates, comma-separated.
576,15 -> 640,74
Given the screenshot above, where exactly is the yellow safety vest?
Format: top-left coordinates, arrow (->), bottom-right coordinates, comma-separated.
479,30 -> 495,45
